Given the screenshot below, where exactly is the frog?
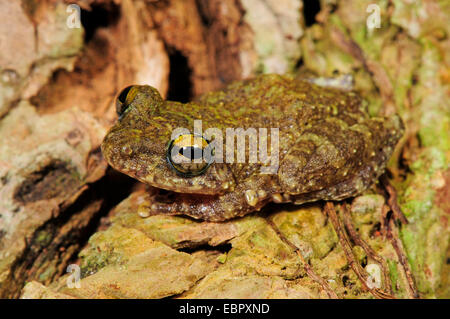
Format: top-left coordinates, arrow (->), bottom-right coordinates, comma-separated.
101,74 -> 404,222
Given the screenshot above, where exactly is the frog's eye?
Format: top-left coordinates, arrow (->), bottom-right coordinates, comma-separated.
167,134 -> 214,177
116,85 -> 139,116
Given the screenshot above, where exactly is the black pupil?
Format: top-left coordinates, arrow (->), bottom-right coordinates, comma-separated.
118,86 -> 133,104
179,146 -> 203,161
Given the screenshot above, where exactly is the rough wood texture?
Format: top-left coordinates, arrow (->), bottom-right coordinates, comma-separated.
0,0 -> 448,299
0,102 -> 107,298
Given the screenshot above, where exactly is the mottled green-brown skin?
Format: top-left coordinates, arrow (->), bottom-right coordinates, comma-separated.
101,74 -> 404,221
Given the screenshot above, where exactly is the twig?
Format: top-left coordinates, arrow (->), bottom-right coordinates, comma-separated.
378,175 -> 418,297
324,202 -> 396,299
341,203 -> 393,295
380,174 -> 409,224
386,218 -> 419,298
380,204 -> 390,238
266,218 -> 339,299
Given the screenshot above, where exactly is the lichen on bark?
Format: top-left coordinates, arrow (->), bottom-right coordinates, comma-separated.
0,0 -> 447,299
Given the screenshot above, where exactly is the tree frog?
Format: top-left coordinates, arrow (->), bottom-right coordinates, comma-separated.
101,74 -> 403,221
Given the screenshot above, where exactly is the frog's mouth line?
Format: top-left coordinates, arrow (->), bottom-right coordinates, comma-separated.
153,188 -> 179,203
116,158 -> 229,195
138,172 -> 230,195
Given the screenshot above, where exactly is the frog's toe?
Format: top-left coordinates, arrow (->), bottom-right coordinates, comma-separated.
136,201 -> 183,218
144,185 -> 272,221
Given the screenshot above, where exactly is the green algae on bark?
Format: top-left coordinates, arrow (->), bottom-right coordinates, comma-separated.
16,0 -> 450,299
397,39 -> 450,297
39,190 -> 413,299
299,0 -> 450,298
0,102 -> 107,298
62,224 -> 220,299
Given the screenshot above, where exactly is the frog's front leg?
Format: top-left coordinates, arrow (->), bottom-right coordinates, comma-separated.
144,186 -> 271,222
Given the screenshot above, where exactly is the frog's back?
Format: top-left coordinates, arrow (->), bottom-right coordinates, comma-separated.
196,73 -> 404,201
193,74 -> 365,130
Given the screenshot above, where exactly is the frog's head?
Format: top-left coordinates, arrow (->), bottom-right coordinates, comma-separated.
101,85 -> 235,195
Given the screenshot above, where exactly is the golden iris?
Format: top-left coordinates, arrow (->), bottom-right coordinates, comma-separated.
167,134 -> 213,177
